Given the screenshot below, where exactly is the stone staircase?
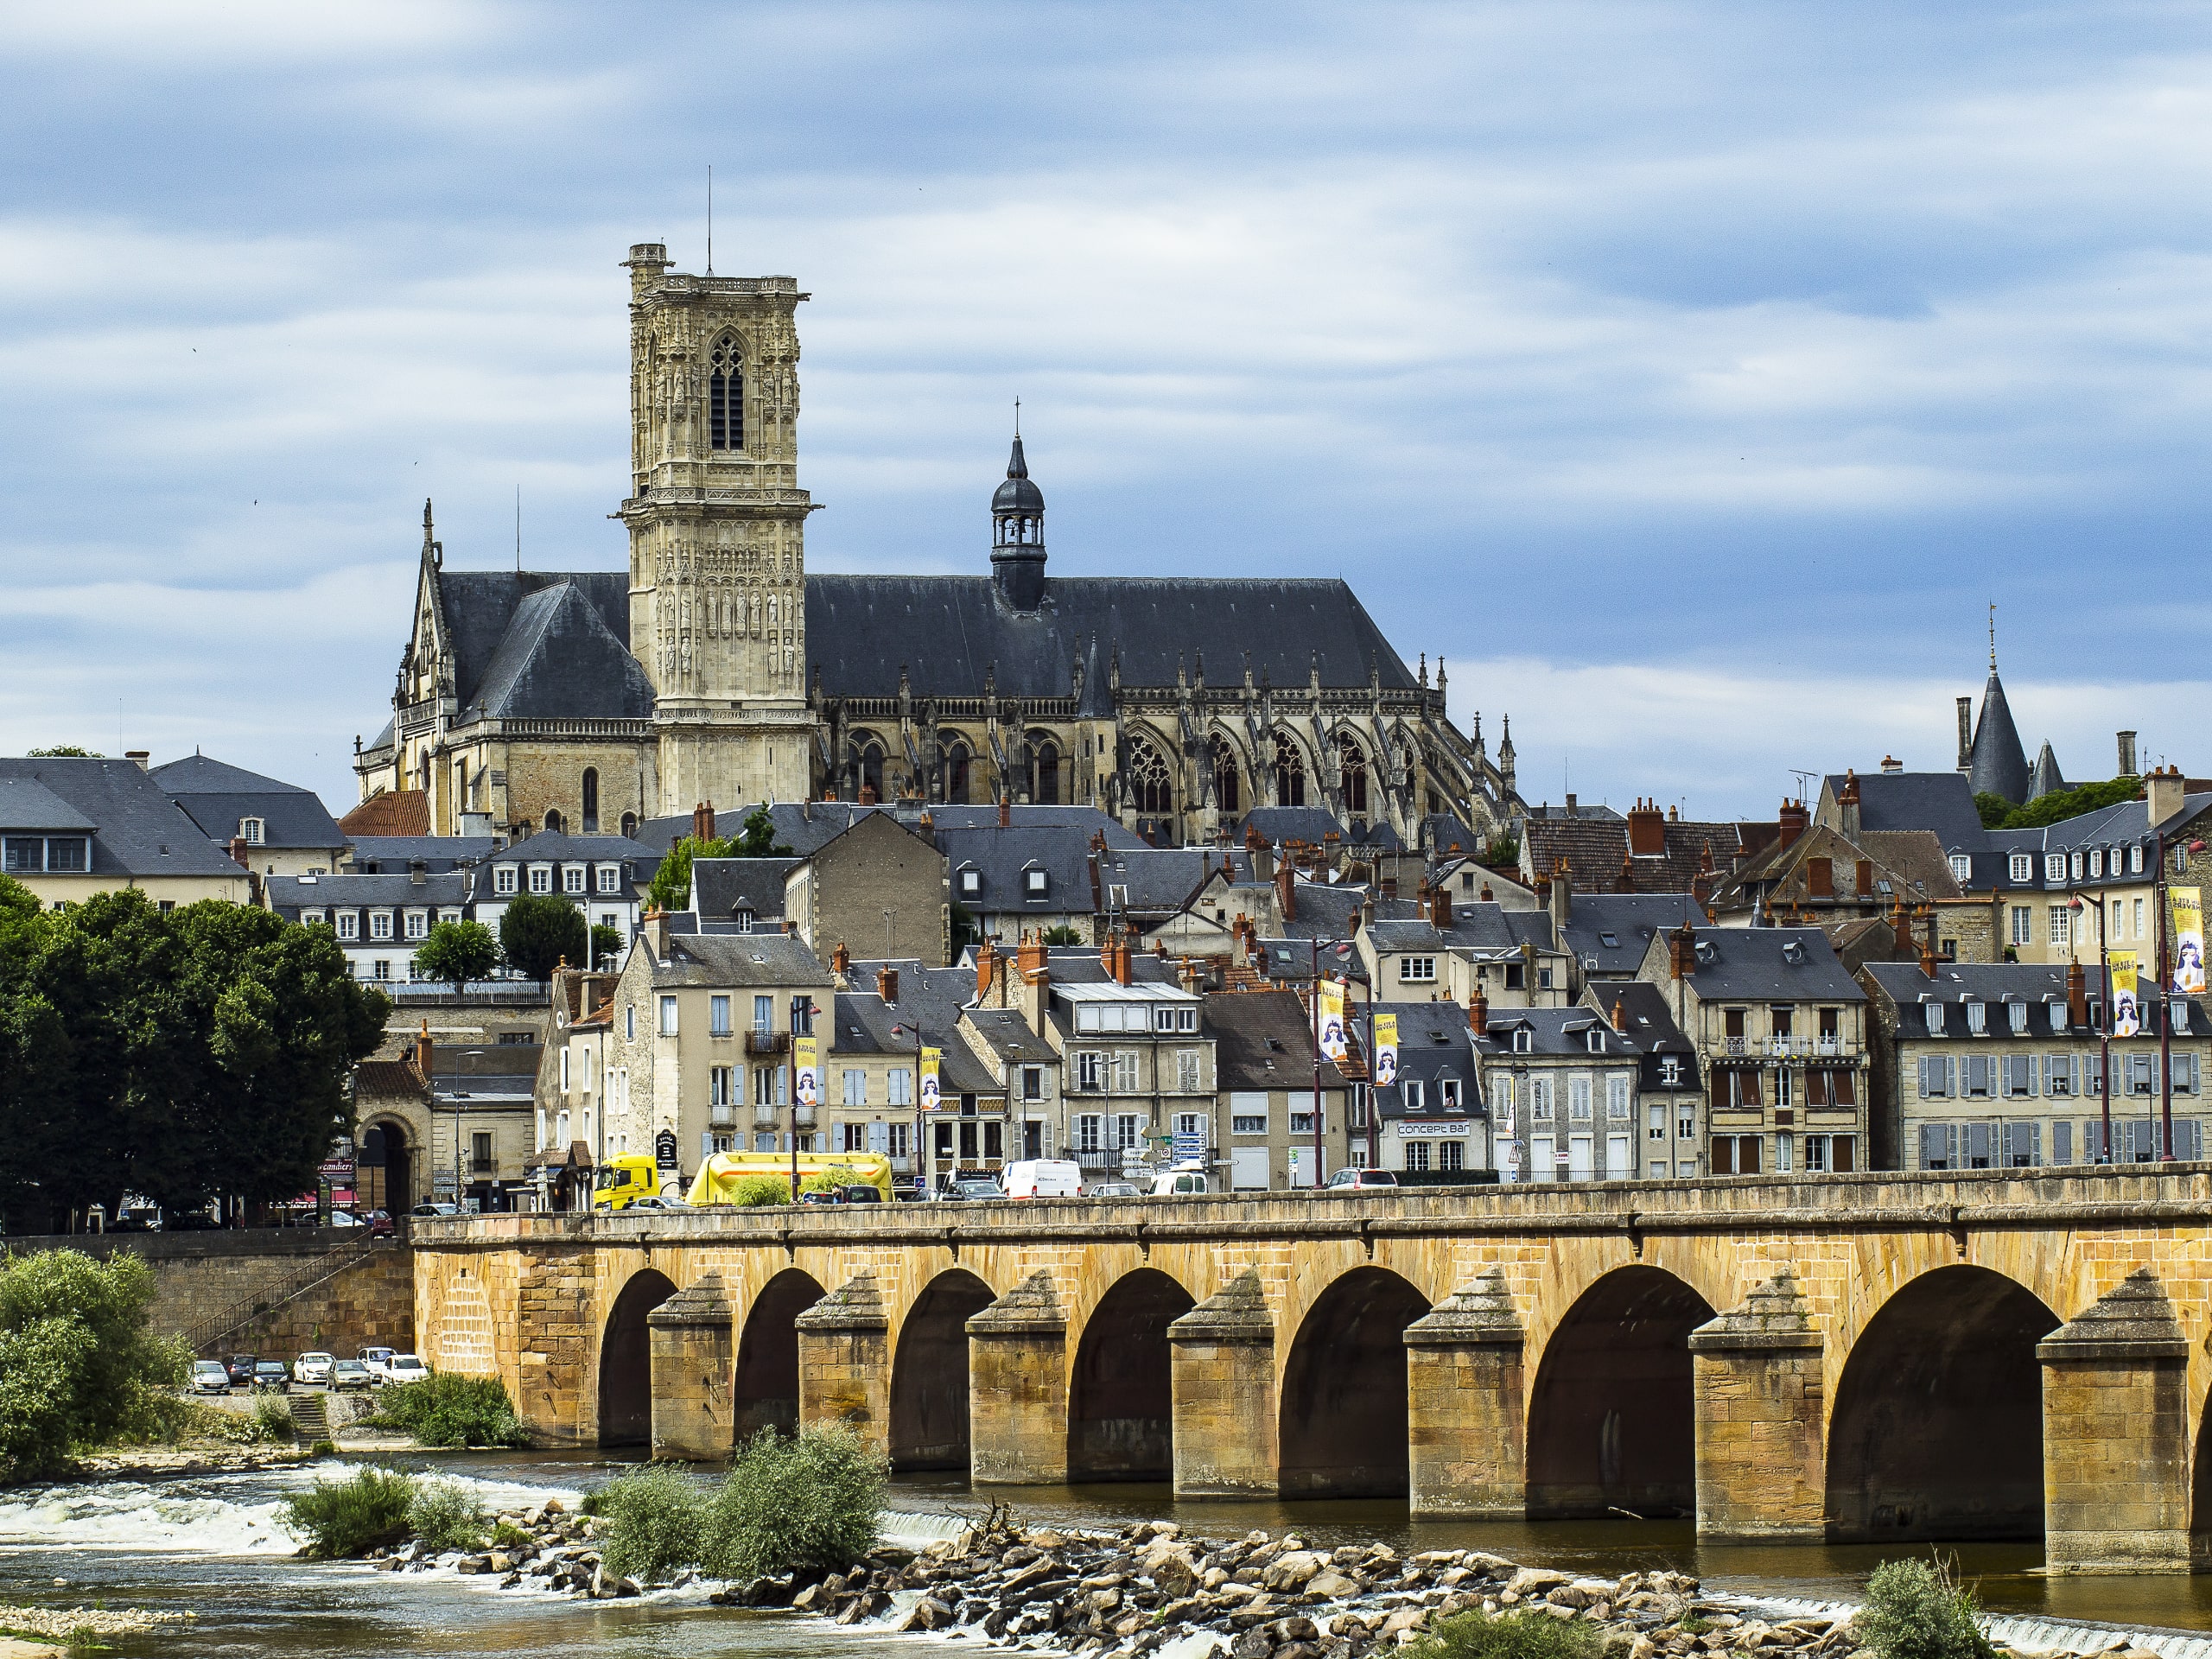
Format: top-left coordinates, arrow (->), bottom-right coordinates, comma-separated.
289,1391 -> 331,1447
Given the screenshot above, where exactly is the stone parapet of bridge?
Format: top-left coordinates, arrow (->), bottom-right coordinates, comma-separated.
412,1166 -> 2212,1573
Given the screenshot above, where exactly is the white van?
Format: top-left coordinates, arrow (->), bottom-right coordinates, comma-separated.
1001,1160 -> 1084,1199
1149,1163 -> 1211,1196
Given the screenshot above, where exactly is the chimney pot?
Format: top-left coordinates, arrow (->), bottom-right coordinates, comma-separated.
1469,988 -> 1488,1032
1777,798 -> 1808,850
1881,754 -> 1904,774
125,750 -> 149,771
998,795 -> 1010,829
415,1019 -> 433,1085
1611,995 -> 1627,1032
1626,796 -> 1666,857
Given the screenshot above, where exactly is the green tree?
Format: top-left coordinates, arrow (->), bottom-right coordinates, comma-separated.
1974,791 -> 2015,830
0,1249 -> 188,1482
2000,776 -> 2147,831
1041,924 -> 1084,946
732,804 -> 794,858
645,834 -> 734,912
499,893 -> 587,982
590,923 -> 624,969
25,746 -> 99,758
411,919 -> 501,994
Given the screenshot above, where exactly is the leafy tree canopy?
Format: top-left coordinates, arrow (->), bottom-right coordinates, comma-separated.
0,1249 -> 188,1481
589,924 -> 625,970
499,893 -> 587,982
644,807 -> 797,913
411,919 -> 501,994
1974,791 -> 2016,830
25,746 -> 100,758
1989,777 -> 2145,831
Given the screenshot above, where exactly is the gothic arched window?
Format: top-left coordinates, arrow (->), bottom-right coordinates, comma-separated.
1338,733 -> 1369,817
709,336 -> 744,452
1211,737 -> 1241,814
1128,734 -> 1173,816
938,738 -> 972,804
620,811 -> 639,840
581,768 -> 600,834
1274,734 -> 1306,808
849,733 -> 887,804
1027,734 -> 1060,805
543,808 -> 564,835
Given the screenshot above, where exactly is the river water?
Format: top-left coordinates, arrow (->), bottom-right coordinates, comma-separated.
6,1453 -> 2212,1659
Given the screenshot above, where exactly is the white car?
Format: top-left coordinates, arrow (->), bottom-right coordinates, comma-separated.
357,1346 -> 396,1382
293,1351 -> 335,1385
381,1353 -> 430,1387
1001,1159 -> 1084,1199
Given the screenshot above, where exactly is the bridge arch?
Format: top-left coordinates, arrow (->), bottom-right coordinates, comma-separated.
1279,1265 -> 1431,1497
1069,1267 -> 1196,1481
734,1267 -> 826,1440
597,1267 -> 677,1446
1826,1263 -> 2058,1542
889,1267 -> 996,1471
1527,1264 -> 1713,1519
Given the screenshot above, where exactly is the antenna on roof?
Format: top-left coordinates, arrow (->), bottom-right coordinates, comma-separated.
1988,601 -> 1997,670
706,163 -> 714,276
515,486 -> 521,572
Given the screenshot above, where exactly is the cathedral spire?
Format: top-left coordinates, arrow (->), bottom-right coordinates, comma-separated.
421,499 -> 441,569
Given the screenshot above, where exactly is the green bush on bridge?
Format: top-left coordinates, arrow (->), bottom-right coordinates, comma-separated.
370,1372 -> 528,1448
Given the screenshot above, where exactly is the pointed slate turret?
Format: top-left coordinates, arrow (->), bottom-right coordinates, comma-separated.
1969,665 -> 2031,804
2028,739 -> 2067,802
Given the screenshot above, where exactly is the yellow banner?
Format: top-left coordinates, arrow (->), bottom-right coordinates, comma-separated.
920,1046 -> 943,1110
1319,978 -> 1348,1061
794,1035 -> 818,1109
2112,951 -> 2141,1037
1372,1014 -> 1399,1089
2174,888 -> 2205,995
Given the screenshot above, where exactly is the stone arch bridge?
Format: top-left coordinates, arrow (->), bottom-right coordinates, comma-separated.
414,1169 -> 2212,1574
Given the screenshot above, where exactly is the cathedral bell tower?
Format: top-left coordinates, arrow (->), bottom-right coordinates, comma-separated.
618,242 -> 816,813
990,435 -> 1046,612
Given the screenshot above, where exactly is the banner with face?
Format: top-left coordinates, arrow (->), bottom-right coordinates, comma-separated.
794,1034 -> 818,1108
920,1046 -> 942,1111
1372,1014 -> 1399,1088
2174,889 -> 2205,995
1319,978 -> 1348,1062
2112,951 -> 2141,1037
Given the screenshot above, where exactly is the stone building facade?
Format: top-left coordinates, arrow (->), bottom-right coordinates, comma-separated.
353,245 -> 1522,850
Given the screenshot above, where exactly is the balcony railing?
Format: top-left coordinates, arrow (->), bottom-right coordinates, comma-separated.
753,1105 -> 783,1132
746,1031 -> 791,1057
709,1104 -> 736,1128
1722,1036 -> 1857,1059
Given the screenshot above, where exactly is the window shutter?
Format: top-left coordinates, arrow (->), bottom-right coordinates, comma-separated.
1918,1057 -> 1931,1100
2025,1055 -> 2038,1096
1920,1122 -> 1944,1168
2053,1120 -> 2072,1163
1945,1057 -> 1957,1097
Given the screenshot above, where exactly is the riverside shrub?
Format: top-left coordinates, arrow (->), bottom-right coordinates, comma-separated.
595,1465 -> 709,1581
283,1466 -> 418,1558
1853,1559 -> 1996,1659
703,1424 -> 885,1580
1408,1611 -> 1604,1659
372,1374 -> 528,1447
408,1477 -> 489,1553
0,1249 -> 188,1482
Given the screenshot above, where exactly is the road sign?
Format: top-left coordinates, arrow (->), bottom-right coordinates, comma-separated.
1172,1131 -> 1206,1162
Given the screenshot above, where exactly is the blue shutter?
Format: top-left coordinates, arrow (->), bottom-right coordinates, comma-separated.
868,1121 -> 888,1154
2053,1120 -> 2073,1163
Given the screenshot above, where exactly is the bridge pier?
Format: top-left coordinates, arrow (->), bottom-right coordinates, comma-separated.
793,1272 -> 892,1461
1402,1271 -> 1526,1516
645,1272 -> 734,1460
1688,1269 -> 1825,1541
1169,1270 -> 1278,1497
2037,1268 -> 2193,1574
966,1272 -> 1069,1484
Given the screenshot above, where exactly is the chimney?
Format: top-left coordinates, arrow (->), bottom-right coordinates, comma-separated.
998,794 -> 1010,830
858,782 -> 878,805
692,800 -> 717,843
1854,859 -> 1873,899
1274,861 -> 1297,923
876,966 -> 899,1005
410,858 -> 427,886
1610,995 -> 1627,1033
1955,697 -> 1974,771
415,1019 -> 433,1085
2119,730 -> 2139,778
1626,797 -> 1665,858
1428,885 -> 1451,929
1919,932 -> 1937,977
643,908 -> 670,962
1808,856 -> 1833,899
1618,851 -> 1635,893
126,750 -> 149,771
1880,754 -> 1904,775
1548,861 -> 1572,930
1837,769 -> 1861,838
228,835 -> 251,869
2148,764 -> 2183,828
1479,882 -> 1493,901
1565,793 -> 1578,818
1891,900 -> 1914,959
1669,923 -> 1695,980
1469,987 -> 1488,1033
915,809 -> 935,849
975,937 -> 996,999
1777,798 -> 1808,849
1121,920 -> 1140,988
832,940 -> 850,979
2067,957 -> 2088,1027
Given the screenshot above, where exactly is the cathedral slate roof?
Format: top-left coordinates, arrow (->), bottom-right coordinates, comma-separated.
454,576 -> 655,721
804,575 -> 1418,700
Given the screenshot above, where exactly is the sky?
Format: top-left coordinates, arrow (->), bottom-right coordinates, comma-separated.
3,1 -> 2210,821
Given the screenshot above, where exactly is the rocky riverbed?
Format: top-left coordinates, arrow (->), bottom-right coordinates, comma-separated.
383,1506 -> 2139,1659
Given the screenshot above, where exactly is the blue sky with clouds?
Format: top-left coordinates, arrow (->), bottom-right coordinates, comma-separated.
3,1 -> 2209,819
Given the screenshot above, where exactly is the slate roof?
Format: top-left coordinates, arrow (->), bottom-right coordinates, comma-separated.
1864,961 -> 2209,1035
1675,926 -> 1865,1002
1418,812 -> 1484,857
1968,667 -> 2031,805
346,836 -> 499,874
428,570 -> 648,720
1822,772 -> 1986,852
152,760 -> 348,854
1580,981 -> 1695,1056
835,960 -> 999,1093
1366,902 -> 1555,958
1974,794 -> 2210,893
633,802 -> 1125,861
805,575 -> 1417,699
2029,741 -> 2067,801
1203,990 -> 1347,1092
1240,807 -> 1346,847
0,759 -> 243,880
645,931 -> 833,989
692,857 -> 798,921
1370,999 -> 1484,1120
962,1006 -> 1057,1065
1475,1004 -> 1639,1059
340,791 -> 431,838
1557,893 -> 1705,977
486,831 -> 660,872
266,871 -> 473,913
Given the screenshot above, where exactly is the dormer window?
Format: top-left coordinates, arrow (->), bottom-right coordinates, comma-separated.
1924,1001 -> 1945,1035
241,817 -> 264,846
1948,853 -> 1971,883
1965,1000 -> 1986,1035
2009,853 -> 2031,882
1512,1027 -> 1533,1054
596,865 -> 620,894
2070,852 -> 2084,882
1025,868 -> 1048,897
2131,844 -> 2145,874
2174,998 -> 2193,1036
2089,849 -> 2104,879
494,866 -> 518,895
734,908 -> 754,933
1586,1029 -> 1604,1053
2046,854 -> 2065,883
709,335 -> 745,452
960,868 -> 981,897
2050,999 -> 2068,1033
2007,1000 -> 2027,1035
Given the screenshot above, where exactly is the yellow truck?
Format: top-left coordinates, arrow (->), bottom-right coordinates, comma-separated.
591,1154 -> 677,1211
684,1150 -> 893,1205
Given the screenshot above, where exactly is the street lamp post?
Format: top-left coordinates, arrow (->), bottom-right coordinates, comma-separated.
2069,893 -> 2114,1166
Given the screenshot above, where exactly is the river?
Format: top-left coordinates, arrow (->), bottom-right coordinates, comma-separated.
6,1453 -> 2212,1658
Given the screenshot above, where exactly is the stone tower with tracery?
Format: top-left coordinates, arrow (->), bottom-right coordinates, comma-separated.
617,243 -> 815,813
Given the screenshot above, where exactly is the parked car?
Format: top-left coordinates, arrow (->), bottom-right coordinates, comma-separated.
293,1351 -> 335,1386
1325,1168 -> 1400,1191
363,1210 -> 397,1238
1148,1164 -> 1211,1196
357,1347 -> 396,1382
1001,1160 -> 1084,1200
626,1194 -> 690,1211
327,1211 -> 364,1228
940,1178 -> 1005,1201
328,1358 -> 372,1392
225,1354 -> 258,1388
190,1359 -> 232,1395
834,1184 -> 882,1204
1085,1180 -> 1141,1198
251,1360 -> 291,1394
110,1206 -> 162,1233
410,1201 -> 460,1218
381,1354 -> 430,1387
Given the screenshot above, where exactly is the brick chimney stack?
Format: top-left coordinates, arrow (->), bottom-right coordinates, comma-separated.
2067,957 -> 2088,1027
1890,899 -> 1913,959
1626,797 -> 1665,858
998,794 -> 1011,830
1548,858 -> 1572,931
643,908 -> 670,962
1838,769 -> 1862,838
876,965 -> 899,1004
1610,995 -> 1627,1033
1469,987 -> 1488,1033
1121,920 -> 1141,987
228,835 -> 251,868
1880,755 -> 1904,775
1274,861 -> 1297,923
1669,923 -> 1696,979
832,940 -> 850,979
1777,798 -> 1808,849
692,800 -> 717,843
975,937 -> 996,1001
1427,885 -> 1451,928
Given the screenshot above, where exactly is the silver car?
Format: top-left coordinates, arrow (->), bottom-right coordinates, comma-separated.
189,1359 -> 231,1395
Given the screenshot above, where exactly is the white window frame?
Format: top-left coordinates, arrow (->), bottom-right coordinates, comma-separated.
1948,853 -> 1971,882
2009,853 -> 2031,882
2045,854 -> 2064,883
369,911 -> 393,940
1400,956 -> 1437,983
596,865 -> 620,894
494,865 -> 518,895
1025,868 -> 1048,896
658,995 -> 678,1037
530,865 -> 554,894
564,866 -> 586,894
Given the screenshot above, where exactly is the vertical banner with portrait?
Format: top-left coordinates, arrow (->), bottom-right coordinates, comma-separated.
920,1046 -> 943,1111
2173,888 -> 2206,995
1371,1014 -> 1399,1090
794,1034 -> 818,1109
2111,951 -> 2142,1037
1318,978 -> 1348,1063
